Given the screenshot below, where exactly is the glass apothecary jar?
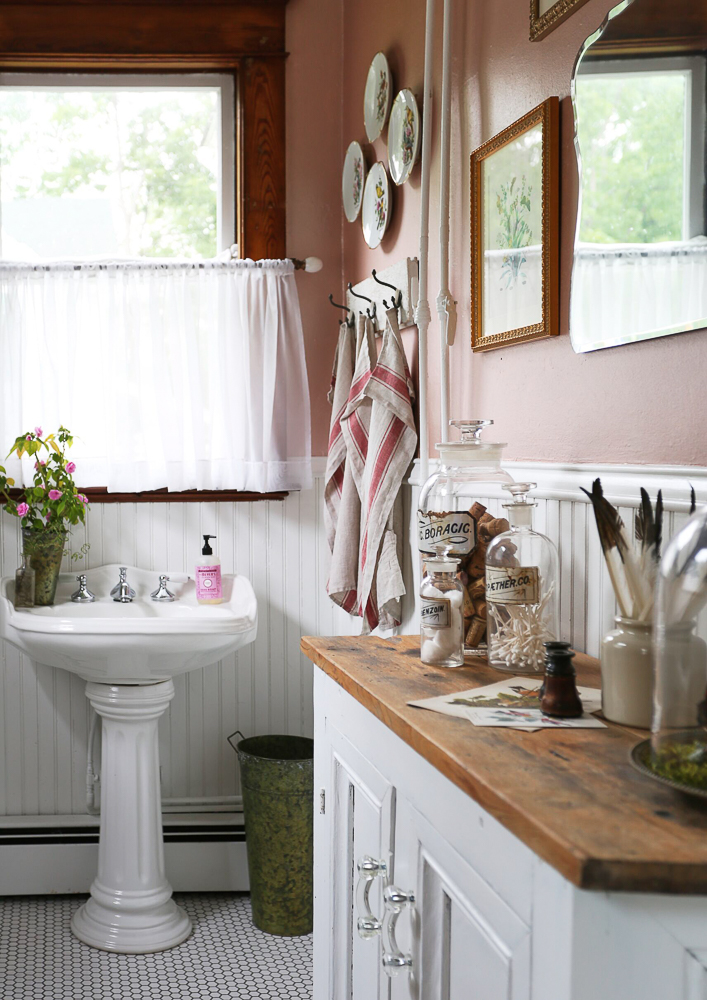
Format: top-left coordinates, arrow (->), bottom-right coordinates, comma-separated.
636,506 -> 707,794
486,483 -> 559,674
420,546 -> 464,668
417,419 -> 514,652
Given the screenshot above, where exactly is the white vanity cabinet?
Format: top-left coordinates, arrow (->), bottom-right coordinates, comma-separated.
306,636 -> 707,1000
314,668 -> 532,1000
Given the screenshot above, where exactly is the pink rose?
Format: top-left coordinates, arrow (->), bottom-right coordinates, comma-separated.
79,494 -> 89,505
34,427 -> 43,438
26,435 -> 31,441
45,512 -> 51,522
65,462 -> 76,474
16,502 -> 29,518
48,489 -> 62,500
34,460 -> 46,471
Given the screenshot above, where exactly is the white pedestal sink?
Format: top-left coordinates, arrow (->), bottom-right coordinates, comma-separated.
0,565 -> 257,954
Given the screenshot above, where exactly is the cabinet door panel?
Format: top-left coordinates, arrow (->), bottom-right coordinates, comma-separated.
392,799 -> 530,1000
326,723 -> 395,1000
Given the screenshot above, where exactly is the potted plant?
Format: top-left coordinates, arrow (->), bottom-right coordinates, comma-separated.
0,426 -> 89,605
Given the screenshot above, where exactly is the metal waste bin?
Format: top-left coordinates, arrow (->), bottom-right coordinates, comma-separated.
229,733 -> 314,936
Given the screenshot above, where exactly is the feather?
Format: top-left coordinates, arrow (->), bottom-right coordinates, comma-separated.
582,478 -> 651,620
690,485 -> 697,516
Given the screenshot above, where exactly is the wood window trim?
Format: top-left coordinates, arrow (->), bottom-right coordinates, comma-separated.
0,0 -> 288,503
9,488 -> 288,504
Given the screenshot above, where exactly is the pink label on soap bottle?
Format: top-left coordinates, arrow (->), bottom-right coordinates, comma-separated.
196,565 -> 223,600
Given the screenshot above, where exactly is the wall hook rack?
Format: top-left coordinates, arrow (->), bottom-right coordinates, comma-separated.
347,258 -> 419,335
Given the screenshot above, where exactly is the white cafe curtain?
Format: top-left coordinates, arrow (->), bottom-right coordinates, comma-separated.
571,240 -> 707,351
0,259 -> 312,493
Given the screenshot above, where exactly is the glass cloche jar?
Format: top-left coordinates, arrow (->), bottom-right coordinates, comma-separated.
639,505 -> 707,794
418,419 -> 514,652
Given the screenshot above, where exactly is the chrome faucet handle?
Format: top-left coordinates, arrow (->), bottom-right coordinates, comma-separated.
151,575 -> 176,602
110,567 -> 135,600
71,574 -> 96,603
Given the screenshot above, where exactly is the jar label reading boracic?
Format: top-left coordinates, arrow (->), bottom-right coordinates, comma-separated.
417,510 -> 475,555
420,597 -> 451,629
486,566 -> 540,605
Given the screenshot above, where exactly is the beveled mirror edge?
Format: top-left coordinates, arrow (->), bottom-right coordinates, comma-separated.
567,0 -> 707,354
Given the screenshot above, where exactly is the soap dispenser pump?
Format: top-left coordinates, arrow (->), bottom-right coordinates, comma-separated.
196,534 -> 223,605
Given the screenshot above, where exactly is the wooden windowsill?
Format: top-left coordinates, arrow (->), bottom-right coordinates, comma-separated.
8,487 -> 288,504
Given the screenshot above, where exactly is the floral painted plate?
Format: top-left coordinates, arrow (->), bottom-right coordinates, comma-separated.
364,52 -> 392,143
342,141 -> 367,223
361,162 -> 392,249
387,89 -> 420,185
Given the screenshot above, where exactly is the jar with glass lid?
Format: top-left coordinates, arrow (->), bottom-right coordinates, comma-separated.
417,419 -> 515,652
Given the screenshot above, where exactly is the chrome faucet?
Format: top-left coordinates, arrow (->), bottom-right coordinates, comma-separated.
111,567 -> 135,603
71,574 -> 96,603
151,575 -> 176,602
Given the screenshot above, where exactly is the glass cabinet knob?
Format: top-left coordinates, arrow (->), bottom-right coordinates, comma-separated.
355,856 -> 387,940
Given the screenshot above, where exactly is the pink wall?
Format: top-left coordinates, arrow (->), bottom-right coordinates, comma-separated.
286,0 -> 344,457
291,0 -> 707,466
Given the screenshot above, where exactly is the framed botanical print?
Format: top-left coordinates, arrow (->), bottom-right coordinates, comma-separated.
470,97 -> 559,353
530,0 -> 592,42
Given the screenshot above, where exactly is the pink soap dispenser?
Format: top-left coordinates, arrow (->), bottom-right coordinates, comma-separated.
196,534 -> 223,605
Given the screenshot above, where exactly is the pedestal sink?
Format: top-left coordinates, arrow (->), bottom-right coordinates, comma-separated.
0,564 -> 257,954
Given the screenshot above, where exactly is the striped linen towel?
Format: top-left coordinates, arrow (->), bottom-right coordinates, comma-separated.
357,310 -> 417,633
325,315 -> 374,614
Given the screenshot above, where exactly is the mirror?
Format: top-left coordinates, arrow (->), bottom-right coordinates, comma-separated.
570,0 -> 707,352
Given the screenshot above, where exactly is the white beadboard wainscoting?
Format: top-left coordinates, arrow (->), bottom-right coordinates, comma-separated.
0,458 -> 706,892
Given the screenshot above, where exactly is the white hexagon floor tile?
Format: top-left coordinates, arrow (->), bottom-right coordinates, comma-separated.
0,893 -> 312,999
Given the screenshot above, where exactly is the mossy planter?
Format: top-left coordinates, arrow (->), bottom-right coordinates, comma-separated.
232,734 -> 313,936
22,528 -> 66,606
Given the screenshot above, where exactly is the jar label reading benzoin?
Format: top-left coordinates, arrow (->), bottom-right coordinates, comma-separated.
417,511 -> 475,555
420,597 -> 451,629
486,566 -> 539,605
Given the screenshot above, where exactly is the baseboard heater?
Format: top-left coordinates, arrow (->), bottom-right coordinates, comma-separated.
0,815 -> 249,895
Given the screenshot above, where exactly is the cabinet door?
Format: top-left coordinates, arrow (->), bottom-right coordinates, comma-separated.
388,798 -> 531,1000
317,721 -> 395,1000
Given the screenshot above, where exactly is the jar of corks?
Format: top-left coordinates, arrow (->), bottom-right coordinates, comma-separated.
418,420 -> 515,653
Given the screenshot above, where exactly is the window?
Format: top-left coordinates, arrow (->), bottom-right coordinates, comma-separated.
0,73 -> 236,260
0,1 -> 292,499
575,56 -> 707,243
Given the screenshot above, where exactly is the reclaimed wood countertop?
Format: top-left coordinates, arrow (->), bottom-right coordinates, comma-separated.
301,634 -> 707,895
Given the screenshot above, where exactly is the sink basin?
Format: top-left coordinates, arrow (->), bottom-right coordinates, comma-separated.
0,564 -> 257,682
0,563 -> 257,955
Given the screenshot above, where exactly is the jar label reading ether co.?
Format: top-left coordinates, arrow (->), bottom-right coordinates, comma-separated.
417,510 -> 475,555
420,597 -> 451,629
486,566 -> 540,605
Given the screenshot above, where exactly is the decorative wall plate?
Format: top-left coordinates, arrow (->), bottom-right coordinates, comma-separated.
361,162 -> 391,249
363,52 -> 392,143
387,89 -> 420,185
342,141 -> 367,223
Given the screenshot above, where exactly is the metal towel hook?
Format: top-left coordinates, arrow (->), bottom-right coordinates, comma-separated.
328,293 -> 355,328
347,282 -> 377,322
372,269 -> 403,313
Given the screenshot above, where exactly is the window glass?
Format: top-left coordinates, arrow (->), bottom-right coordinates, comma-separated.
0,82 -> 226,259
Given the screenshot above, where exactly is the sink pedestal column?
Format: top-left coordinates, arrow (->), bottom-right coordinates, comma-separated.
71,680 -> 192,953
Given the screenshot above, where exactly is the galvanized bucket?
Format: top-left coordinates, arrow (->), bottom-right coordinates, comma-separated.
229,732 -> 314,936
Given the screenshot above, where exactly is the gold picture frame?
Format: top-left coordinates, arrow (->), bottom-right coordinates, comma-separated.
530,0 -> 592,42
470,97 -> 559,353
